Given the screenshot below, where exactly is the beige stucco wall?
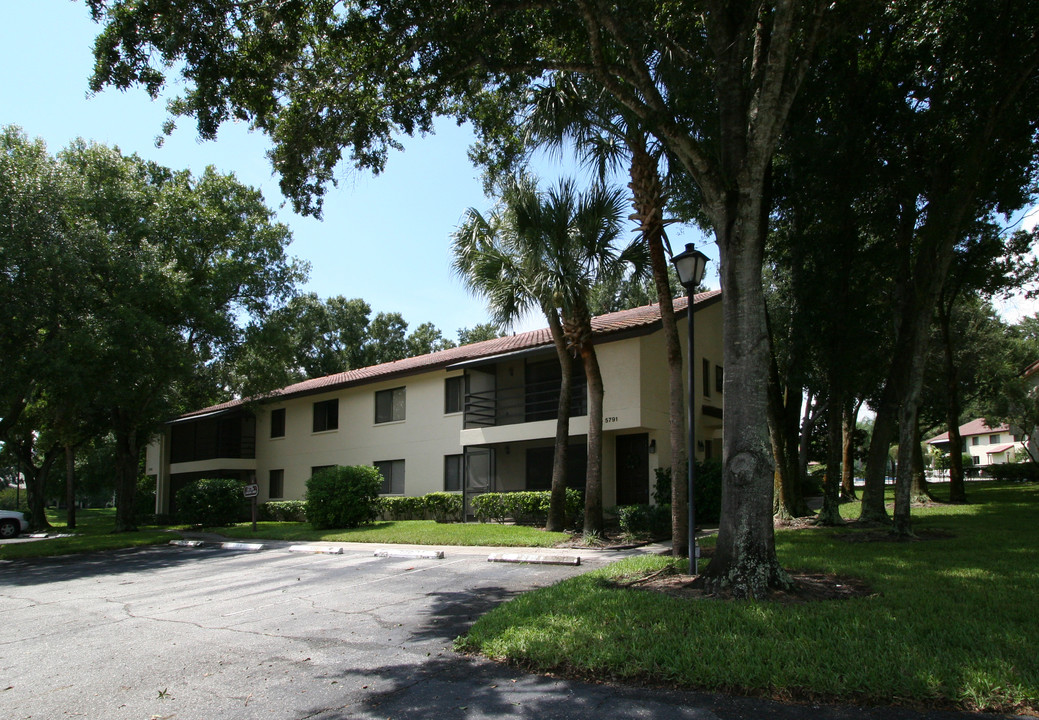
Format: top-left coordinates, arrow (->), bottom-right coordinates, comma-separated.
151,298 -> 725,509
252,370 -> 466,502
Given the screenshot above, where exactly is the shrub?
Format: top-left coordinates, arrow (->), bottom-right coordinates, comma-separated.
380,495 -> 426,520
135,476 -> 156,521
653,467 -> 672,506
651,461 -> 722,526
615,504 -> 672,537
306,465 -> 382,529
260,500 -> 307,522
694,459 -> 723,526
983,462 -> 1039,482
0,486 -> 24,511
176,478 -> 247,527
423,492 -> 463,523
471,489 -> 583,529
471,493 -> 508,524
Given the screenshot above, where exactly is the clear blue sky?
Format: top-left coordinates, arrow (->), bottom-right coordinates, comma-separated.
0,0 -> 718,338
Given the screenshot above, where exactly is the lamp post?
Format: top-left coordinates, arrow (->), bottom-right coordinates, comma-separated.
671,243 -> 709,575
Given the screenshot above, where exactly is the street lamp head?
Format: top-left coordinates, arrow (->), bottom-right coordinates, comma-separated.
671,243 -> 709,289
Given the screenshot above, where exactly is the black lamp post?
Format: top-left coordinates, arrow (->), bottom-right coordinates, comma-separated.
671,243 -> 709,575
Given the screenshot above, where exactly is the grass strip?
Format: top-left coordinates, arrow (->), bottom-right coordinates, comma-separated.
0,508 -> 176,560
218,519 -> 570,547
458,482 -> 1039,713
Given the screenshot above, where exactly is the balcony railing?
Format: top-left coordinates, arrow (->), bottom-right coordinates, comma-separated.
464,377 -> 587,428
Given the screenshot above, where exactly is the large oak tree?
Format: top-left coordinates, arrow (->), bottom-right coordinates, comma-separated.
89,0 -> 827,596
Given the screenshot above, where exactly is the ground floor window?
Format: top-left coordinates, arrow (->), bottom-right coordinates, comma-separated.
375,459 -> 405,494
269,469 -> 284,499
444,454 -> 463,491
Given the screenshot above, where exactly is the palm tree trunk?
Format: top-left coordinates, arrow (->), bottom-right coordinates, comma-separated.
627,142 -> 688,556
579,337 -> 605,536
544,308 -> 573,531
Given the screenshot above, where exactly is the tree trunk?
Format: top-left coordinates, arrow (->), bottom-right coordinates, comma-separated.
910,420 -> 932,504
545,308 -> 572,532
113,425 -> 140,532
938,302 -> 967,503
840,399 -> 859,501
580,339 -> 605,536
628,141 -> 688,557
767,354 -> 810,520
817,383 -> 844,525
699,199 -> 790,597
65,443 -> 77,530
860,388 -> 896,524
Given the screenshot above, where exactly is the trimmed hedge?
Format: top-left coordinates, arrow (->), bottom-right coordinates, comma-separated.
615,503 -> 672,537
306,465 -> 382,529
652,460 -> 723,526
982,462 -> 1039,482
260,500 -> 307,522
422,492 -> 464,523
176,478 -> 246,527
470,489 -> 583,528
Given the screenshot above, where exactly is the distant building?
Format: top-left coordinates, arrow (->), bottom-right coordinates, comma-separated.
926,418 -> 1026,468
145,292 -> 724,516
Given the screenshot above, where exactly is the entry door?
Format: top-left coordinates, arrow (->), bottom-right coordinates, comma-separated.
463,447 -> 496,519
615,433 -> 649,505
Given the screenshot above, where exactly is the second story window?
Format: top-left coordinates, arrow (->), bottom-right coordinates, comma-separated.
989,434 -> 1000,444
445,376 -> 464,414
375,387 -> 406,423
702,358 -> 711,397
270,408 -> 286,438
313,399 -> 339,432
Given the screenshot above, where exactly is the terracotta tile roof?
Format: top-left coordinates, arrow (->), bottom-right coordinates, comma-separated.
986,443 -> 1016,455
926,418 -> 1011,444
179,290 -> 721,419
1023,359 -> 1039,379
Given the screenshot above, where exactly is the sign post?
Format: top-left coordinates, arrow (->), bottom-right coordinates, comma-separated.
244,483 -> 259,532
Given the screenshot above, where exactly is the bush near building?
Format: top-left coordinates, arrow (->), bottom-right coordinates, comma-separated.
175,478 -> 247,527
306,465 -> 382,529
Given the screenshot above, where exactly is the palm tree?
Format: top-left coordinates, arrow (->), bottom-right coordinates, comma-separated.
452,176 -> 645,535
521,74 -> 693,556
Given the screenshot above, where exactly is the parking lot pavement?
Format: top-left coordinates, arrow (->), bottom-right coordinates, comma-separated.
1,543 -> 1022,720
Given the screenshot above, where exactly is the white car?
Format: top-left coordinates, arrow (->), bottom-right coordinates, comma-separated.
0,510 -> 29,538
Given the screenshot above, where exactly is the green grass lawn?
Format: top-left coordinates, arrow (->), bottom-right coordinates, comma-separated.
458,482 -> 1039,713
0,508 -> 178,561
219,519 -> 570,547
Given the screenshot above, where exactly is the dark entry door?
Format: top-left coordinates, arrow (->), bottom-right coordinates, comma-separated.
615,433 -> 649,505
463,447 -> 495,519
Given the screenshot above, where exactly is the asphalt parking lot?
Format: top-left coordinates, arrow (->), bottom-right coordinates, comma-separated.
1,542 -> 1022,720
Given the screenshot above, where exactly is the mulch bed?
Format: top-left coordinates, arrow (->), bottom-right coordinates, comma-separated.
606,550 -> 876,603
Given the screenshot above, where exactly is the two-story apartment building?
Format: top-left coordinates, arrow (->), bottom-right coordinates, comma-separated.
145,291 -> 723,516
926,418 -> 1026,468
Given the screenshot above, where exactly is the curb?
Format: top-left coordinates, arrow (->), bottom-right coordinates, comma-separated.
374,549 -> 445,560
487,553 -> 581,566
288,545 -> 343,555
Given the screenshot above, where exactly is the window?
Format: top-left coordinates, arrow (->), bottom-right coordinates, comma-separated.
269,469 -> 284,499
312,399 -> 338,432
375,459 -> 405,494
445,376 -> 464,414
375,387 -> 406,423
989,434 -> 1000,444
311,465 -> 334,477
444,454 -> 463,491
715,365 -> 724,394
702,358 -> 711,397
972,436 -> 980,446
270,408 -> 286,438
1014,433 -> 1022,442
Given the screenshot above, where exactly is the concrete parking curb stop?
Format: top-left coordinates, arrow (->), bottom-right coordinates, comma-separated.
374,549 -> 445,559
288,545 -> 344,555
487,553 -> 581,566
169,539 -> 205,547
